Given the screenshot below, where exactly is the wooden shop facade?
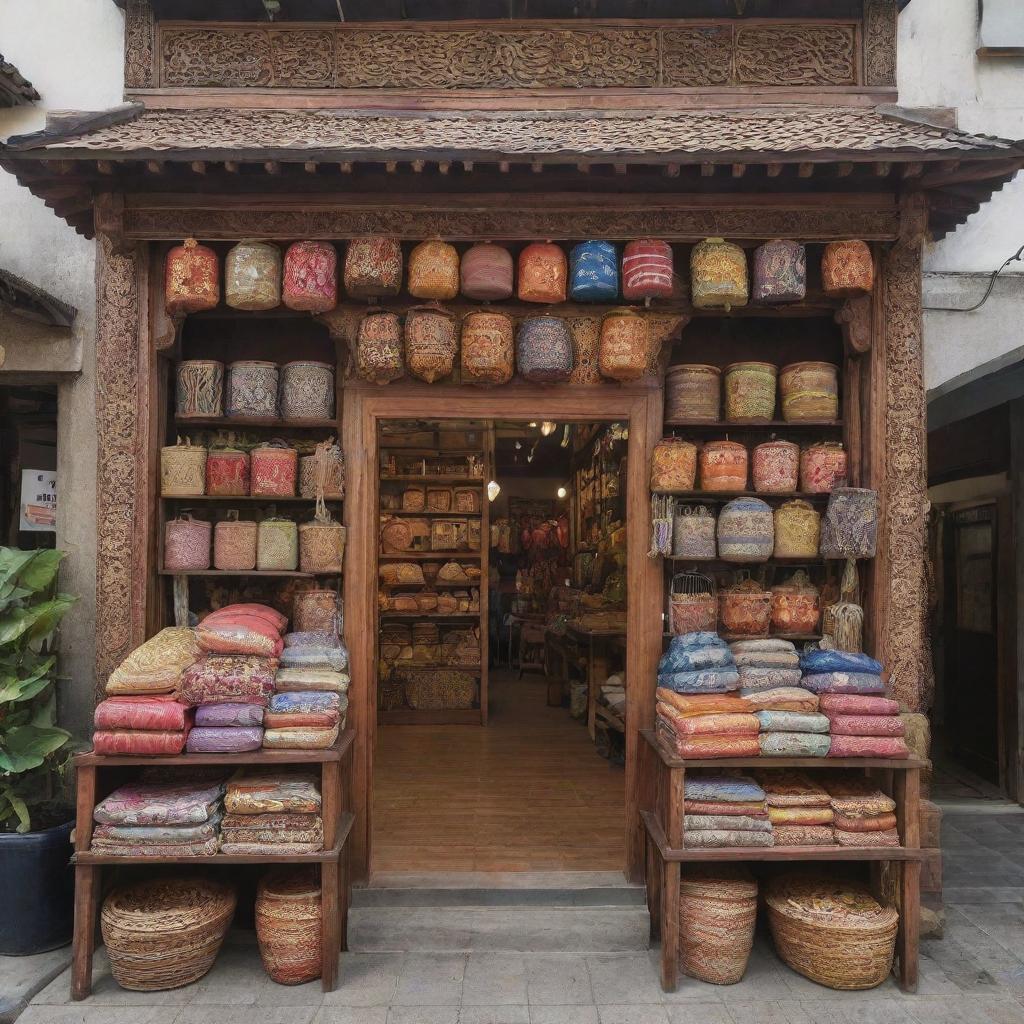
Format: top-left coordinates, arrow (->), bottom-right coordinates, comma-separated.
3,0 -> 1023,912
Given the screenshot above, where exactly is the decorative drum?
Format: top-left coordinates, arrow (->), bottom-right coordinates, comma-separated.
225,240 -> 281,311
176,360 -> 224,419
700,440 -> 748,492
621,239 -> 673,300
567,318 -> 602,385
206,447 -> 249,496
598,307 -> 649,382
299,519 -> 346,574
770,569 -> 820,635
408,240 -> 460,300
255,868 -> 322,986
672,505 -> 716,560
822,240 -> 874,297
460,242 -> 514,301
780,362 -> 839,422
299,441 -> 344,499
160,440 -> 207,497
165,238 -> 219,315
282,241 -> 337,313
357,311 -> 404,385
752,239 -> 806,304
719,578 -> 772,637
717,497 -> 774,562
668,572 -> 717,635
724,362 -> 777,423
752,440 -> 800,494
461,311 -> 515,385
516,316 -> 573,383
774,498 -> 821,558
665,364 -> 721,423
281,361 -> 334,421
226,360 -> 278,420
214,511 -> 257,571
164,515 -> 211,571
257,517 -> 299,571
569,241 -> 618,302
820,487 -> 878,559
344,237 -> 403,298
517,242 -> 567,304
651,437 -> 697,493
800,442 -> 848,493
406,306 -> 458,383
251,444 -> 298,497
691,238 -> 748,310
294,589 -> 342,634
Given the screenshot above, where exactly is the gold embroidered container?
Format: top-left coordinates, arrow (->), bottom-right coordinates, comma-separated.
773,498 -> 821,558
251,444 -> 298,497
299,440 -> 344,499
405,306 -> 458,384
671,505 -> 717,560
160,439 -> 207,497
780,362 -> 840,422
176,360 -> 224,420
770,569 -> 821,635
668,572 -> 717,635
206,447 -> 249,496
225,240 -> 281,311
665,364 -> 721,423
299,512 -> 346,574
164,515 -> 211,572
255,868 -> 322,986
699,440 -> 748,492
723,362 -> 777,423
165,238 -> 220,315
294,589 -> 342,634
691,238 -> 748,310
800,442 -> 848,493
257,517 -> 299,571
567,318 -> 602,385
408,240 -> 460,300
282,241 -> 337,313
650,437 -> 697,493
717,497 -> 774,562
281,361 -> 334,421
343,237 -> 403,298
225,360 -> 278,420
213,511 -> 257,571
820,487 -> 878,559
357,311 -> 404,385
598,307 -> 650,382
719,578 -> 772,637
517,242 -> 567,304
822,240 -> 875,297
752,440 -> 800,494
461,311 -> 515,385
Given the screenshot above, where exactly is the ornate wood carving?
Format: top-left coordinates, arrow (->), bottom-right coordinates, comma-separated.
123,0 -> 155,91
836,295 -> 872,354
660,27 -> 732,87
864,0 -> 898,88
734,25 -> 857,86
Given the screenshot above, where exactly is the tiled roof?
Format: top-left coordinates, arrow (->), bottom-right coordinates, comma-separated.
0,54 -> 40,107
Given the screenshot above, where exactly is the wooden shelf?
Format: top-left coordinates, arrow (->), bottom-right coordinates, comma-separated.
393,663 -> 481,672
381,708 -> 483,725
381,510 -> 482,517
664,420 -> 842,430
175,416 -> 336,429
163,495 -> 341,503
379,580 -> 477,589
158,569 -> 336,578
380,612 -> 479,620
381,475 -> 485,484
655,490 -> 828,501
662,632 -> 821,642
379,552 -> 481,561
665,556 -> 837,567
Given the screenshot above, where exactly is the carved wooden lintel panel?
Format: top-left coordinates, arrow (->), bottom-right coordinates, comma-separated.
152,20 -> 861,91
124,0 -> 156,91
863,0 -> 898,88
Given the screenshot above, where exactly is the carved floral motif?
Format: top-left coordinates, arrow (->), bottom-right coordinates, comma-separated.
734,26 -> 856,86
661,27 -> 732,87
124,0 -> 155,90
864,0 -> 898,87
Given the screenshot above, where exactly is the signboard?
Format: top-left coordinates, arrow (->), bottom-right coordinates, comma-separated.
20,469 -> 56,532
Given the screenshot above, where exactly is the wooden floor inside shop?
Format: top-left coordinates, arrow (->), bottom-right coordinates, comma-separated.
372,669 -> 626,873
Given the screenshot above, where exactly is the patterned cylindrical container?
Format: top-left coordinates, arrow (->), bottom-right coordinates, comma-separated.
282,241 -> 337,313
800,442 -> 848,493
820,487 -> 878,559
567,318 -> 602,385
357,311 -> 404,385
671,504 -> 717,559
773,498 -> 821,558
255,869 -> 322,987
461,312 -> 515,385
460,243 -> 514,301
517,242 -> 567,304
160,440 -> 207,497
405,306 -> 458,384
717,497 -> 774,562
598,308 -> 649,382
724,361 -> 777,423
650,437 -> 697,493
251,444 -> 298,497
408,240 -> 460,300
621,239 -> 673,300
225,240 -> 281,311
752,239 -> 807,304
213,511 -> 257,571
516,316 -> 573,383
770,569 -> 820,635
719,579 -> 772,636
665,364 -> 721,423
569,241 -> 618,302
293,589 -> 342,634
299,520 -> 346,574
176,360 -> 224,419
165,238 -> 220,315
822,240 -> 874,297
700,440 -> 748,491
780,361 -> 839,422
226,360 -> 279,420
206,448 -> 249,497
164,515 -> 211,571
281,361 -> 334,421
691,238 -> 749,310
752,440 -> 800,494
257,517 -> 299,571
299,442 -> 344,499
344,237 -> 403,298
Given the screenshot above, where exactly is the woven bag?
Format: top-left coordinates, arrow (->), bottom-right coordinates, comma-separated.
293,589 -> 342,634
452,487 -> 479,513
357,310 -> 404,384
213,511 -> 257,571
164,515 -> 211,572
255,868 -> 322,985
161,438 -> 207,497
679,868 -> 757,985
405,305 -> 459,383
402,486 -> 426,512
257,518 -> 298,571
299,519 -> 346,574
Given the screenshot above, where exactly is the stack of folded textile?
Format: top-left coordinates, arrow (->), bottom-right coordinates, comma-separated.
220,768 -> 324,855
90,774 -> 226,856
731,640 -> 803,695
823,774 -> 900,847
92,695 -> 193,755
682,774 -> 773,848
755,770 -> 834,846
820,694 -> 910,758
655,690 -> 760,759
658,632 -> 740,695
799,649 -> 887,698
103,627 -> 200,697
755,707 -> 831,758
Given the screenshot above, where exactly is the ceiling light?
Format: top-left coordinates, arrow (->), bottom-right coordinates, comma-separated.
487,480 -> 501,502
557,486 -> 567,499
540,421 -> 557,436
515,441 -> 522,450
528,422 -> 538,428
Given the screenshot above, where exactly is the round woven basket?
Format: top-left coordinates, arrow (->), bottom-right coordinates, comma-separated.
679,867 -> 757,985
255,868 -> 322,985
299,520 -> 346,574
101,876 -> 236,991
161,440 -> 207,497
766,875 -> 898,990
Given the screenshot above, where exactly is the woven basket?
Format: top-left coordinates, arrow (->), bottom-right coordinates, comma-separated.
256,868 -> 322,985
161,439 -> 207,497
257,518 -> 298,570
380,562 -> 425,585
461,311 -> 515,385
176,359 -> 224,419
101,877 -> 236,991
299,520 -> 346,574
405,305 -> 459,383
299,443 -> 344,499
719,578 -> 772,637
774,499 -> 821,558
599,308 -> 649,382
452,487 -> 480,513
404,670 -> 477,710
426,487 -> 452,513
164,515 -> 211,571
294,589 -> 342,634
651,437 -> 697,493
724,361 -> 777,423
665,364 -> 721,424
251,445 -> 298,497
780,361 -> 839,423
225,240 -> 281,311
381,517 -> 413,553
766,875 -> 898,990
402,486 -> 426,512
165,238 -> 219,315
679,868 -> 757,985
281,361 -> 335,421
226,360 -> 279,420
214,511 -> 257,571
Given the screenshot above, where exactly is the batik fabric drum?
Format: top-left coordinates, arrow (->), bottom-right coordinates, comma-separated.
724,362 -> 776,423
770,570 -> 820,635
672,505 -> 716,559
357,311 -> 404,384
665,364 -> 721,423
752,239 -> 806,304
206,448 -> 249,495
281,361 -> 334,420
691,238 -> 748,310
718,498 -> 774,562
299,440 -> 344,499
460,242 -> 514,300
516,317 -> 573,383
820,488 -> 878,558
161,439 -> 207,497
226,360 -> 278,420
517,242 -> 567,304
251,444 -> 297,497
598,308 -> 649,382
165,238 -> 219,315
405,306 -> 458,383
255,868 -> 322,985
780,362 -> 839,422
774,499 -> 821,558
752,440 -> 799,494
567,318 -> 602,384
621,239 -> 673,300
699,440 -> 748,491
282,241 -> 337,313
176,360 -> 223,419
461,312 -> 515,385
164,515 -> 211,571
344,237 -> 403,297
650,437 -> 697,493
214,512 -> 257,571
719,579 -> 772,636
225,240 -> 281,311
294,590 -> 342,634
257,518 -> 299,571
822,241 -> 874,297
299,519 -> 346,574
800,442 -> 847,493
408,240 -> 460,300
569,240 -> 618,302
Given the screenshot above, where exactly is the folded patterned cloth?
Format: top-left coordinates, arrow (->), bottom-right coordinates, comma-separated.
220,820 -> 323,845
268,691 -> 345,714
274,669 -> 350,693
740,687 -> 819,713
93,729 -> 190,756
195,703 -> 264,728
89,837 -> 220,857
822,777 -> 896,817
95,779 -> 225,826
263,724 -> 340,749
655,690 -> 750,717
827,735 -> 909,758
683,829 -> 773,848
219,841 -> 323,855
657,668 -> 740,694
92,812 -> 223,843
684,814 -> 771,833
658,645 -> 734,673
264,711 -> 339,729
768,805 -> 834,825
818,694 -> 900,716
737,666 -> 803,692
755,710 -> 830,734
279,645 -> 348,672
732,651 -> 800,669
222,811 -> 319,830
656,723 -> 760,759
827,714 -> 905,737
657,705 -> 759,736
104,627 -> 201,696
730,639 -> 795,654
833,812 -> 898,832
771,825 -> 835,847
94,696 -> 191,732
684,800 -> 768,817
833,827 -> 900,848
186,726 -> 264,753
755,771 -> 831,807
179,656 -> 276,707
225,769 -> 321,814
800,649 -> 883,675
684,774 -> 765,803
759,733 -> 830,757
801,672 -> 885,696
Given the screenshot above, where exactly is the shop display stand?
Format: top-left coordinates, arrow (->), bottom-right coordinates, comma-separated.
69,730 -> 355,1000
637,728 -> 924,995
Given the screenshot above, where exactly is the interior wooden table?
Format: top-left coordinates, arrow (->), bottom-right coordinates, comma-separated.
566,624 -> 625,739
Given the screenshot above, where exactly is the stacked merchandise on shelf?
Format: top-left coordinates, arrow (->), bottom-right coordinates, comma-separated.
221,769 -> 325,855
682,775 -> 772,848
754,770 -> 835,847
824,776 -> 900,848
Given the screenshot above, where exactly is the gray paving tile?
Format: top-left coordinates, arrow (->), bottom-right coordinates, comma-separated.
463,955 -> 530,1006
393,954 -> 467,1007
313,1010 -> 388,1024
586,956 -> 663,1005
525,955 -> 594,1005
387,1008 -> 460,1024
16,1010 -> 182,1024
459,1006 -> 531,1024
664,1004 -> 732,1024
323,953 -> 404,1007
175,1009 -> 317,1024
723,1000 -> 812,1024
258,976 -> 326,1005
529,1008 -> 600,1024
595,1006 -> 669,1024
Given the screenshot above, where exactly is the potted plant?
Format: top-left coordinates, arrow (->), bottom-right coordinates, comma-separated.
0,547 -> 77,955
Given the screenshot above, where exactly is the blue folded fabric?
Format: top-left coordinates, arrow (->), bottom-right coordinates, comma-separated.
658,668 -> 740,693
684,774 -> 765,802
659,632 -> 733,674
799,649 -> 883,675
755,710 -> 830,734
758,732 -> 831,757
800,671 -> 885,695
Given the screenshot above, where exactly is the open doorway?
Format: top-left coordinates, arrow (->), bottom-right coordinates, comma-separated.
0,385 -> 57,547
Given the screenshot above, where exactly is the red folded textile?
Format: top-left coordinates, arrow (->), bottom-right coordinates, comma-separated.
196,623 -> 284,658
684,800 -> 768,817
818,694 -> 900,717
833,812 -> 898,832
657,705 -> 759,736
94,696 -> 191,732
827,735 -> 910,758
92,728 -> 190,755
827,714 -> 905,737
203,603 -> 287,631
656,721 -> 760,759
263,711 -> 339,729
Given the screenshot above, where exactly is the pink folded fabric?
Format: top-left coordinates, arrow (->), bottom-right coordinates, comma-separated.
827,735 -> 910,758
186,726 -> 264,753
827,714 -> 906,737
92,729 -> 190,756
818,694 -> 900,716
94,696 -> 191,732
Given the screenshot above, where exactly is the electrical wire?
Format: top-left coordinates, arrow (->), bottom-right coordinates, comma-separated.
923,243 -> 1024,313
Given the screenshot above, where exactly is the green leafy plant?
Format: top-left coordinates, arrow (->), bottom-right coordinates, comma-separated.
0,548 -> 76,833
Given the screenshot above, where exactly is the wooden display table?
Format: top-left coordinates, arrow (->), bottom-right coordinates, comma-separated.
566,624 -> 625,739
70,730 -> 355,1000
637,728 -> 925,994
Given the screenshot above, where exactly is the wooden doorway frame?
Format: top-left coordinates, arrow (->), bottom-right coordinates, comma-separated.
343,381 -> 664,884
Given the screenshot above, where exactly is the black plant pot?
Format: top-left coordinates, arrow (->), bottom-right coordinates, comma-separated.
0,820 -> 74,955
